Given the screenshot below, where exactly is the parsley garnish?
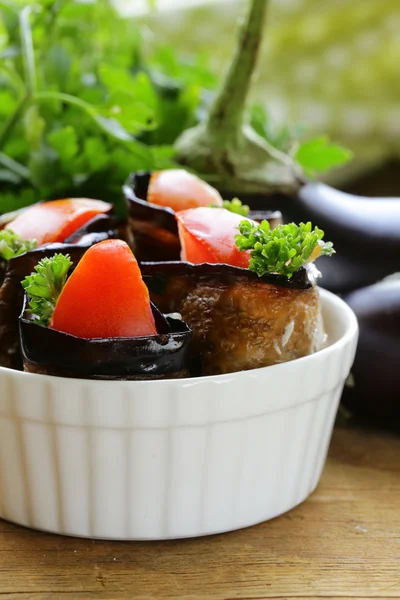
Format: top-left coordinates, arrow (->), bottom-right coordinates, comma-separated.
235,220 -> 335,278
0,229 -> 37,261
222,198 -> 250,216
210,198 -> 250,216
22,254 -> 72,326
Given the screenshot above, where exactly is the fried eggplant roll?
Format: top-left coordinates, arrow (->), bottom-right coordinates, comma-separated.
142,208 -> 334,376
142,262 -> 323,376
123,170 -> 282,261
0,198 -> 123,369
20,240 -> 192,380
0,232 -> 113,370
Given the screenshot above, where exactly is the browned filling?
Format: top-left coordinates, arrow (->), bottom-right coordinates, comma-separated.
146,268 -> 324,376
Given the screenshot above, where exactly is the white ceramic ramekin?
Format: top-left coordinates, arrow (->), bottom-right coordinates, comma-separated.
0,289 -> 357,540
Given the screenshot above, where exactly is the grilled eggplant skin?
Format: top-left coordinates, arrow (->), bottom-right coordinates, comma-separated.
0,260 -> 6,287
124,171 -> 282,262
142,262 -> 324,376
20,306 -> 192,380
0,232 -> 112,370
125,171 -> 191,262
65,213 -> 132,248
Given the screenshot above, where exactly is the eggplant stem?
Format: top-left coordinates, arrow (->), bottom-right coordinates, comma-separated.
206,0 -> 269,146
174,0 -> 300,193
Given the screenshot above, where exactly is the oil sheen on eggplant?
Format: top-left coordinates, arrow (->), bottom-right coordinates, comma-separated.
123,171 -> 282,262
63,212 -> 131,246
342,278 -> 400,426
142,261 -> 324,376
20,302 -> 192,380
0,231 -> 112,370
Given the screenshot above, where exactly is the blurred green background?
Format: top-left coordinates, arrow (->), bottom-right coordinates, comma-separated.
0,0 -> 399,214
135,0 -> 400,187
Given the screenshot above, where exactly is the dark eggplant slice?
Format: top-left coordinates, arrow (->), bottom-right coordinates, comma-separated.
0,260 -> 6,287
64,213 -> 132,247
124,172 -> 180,261
123,171 -> 282,262
19,300 -> 192,381
141,261 -> 324,376
0,199 -> 128,370
247,209 -> 282,228
0,232 -> 112,371
342,279 -> 400,427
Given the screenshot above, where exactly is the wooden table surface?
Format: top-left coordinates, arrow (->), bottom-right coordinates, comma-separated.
1,425 -> 399,600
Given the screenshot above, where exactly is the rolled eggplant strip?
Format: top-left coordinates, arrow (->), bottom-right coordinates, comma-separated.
142,261 -> 324,376
0,232 -> 111,370
63,213 -> 128,244
124,171 -> 282,262
20,301 -> 192,381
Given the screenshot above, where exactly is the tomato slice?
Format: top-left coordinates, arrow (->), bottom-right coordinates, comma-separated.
176,207 -> 255,268
7,198 -> 112,246
147,169 -> 223,212
50,239 -> 157,339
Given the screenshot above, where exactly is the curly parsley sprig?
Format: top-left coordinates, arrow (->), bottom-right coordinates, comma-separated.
235,220 -> 335,278
210,198 -> 250,216
22,254 -> 73,326
0,229 -> 37,261
222,198 -> 250,216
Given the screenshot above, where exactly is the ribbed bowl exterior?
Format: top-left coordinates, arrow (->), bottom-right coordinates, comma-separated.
0,290 -> 358,539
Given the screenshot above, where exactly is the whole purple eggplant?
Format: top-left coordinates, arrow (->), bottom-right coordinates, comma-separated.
343,278 -> 400,426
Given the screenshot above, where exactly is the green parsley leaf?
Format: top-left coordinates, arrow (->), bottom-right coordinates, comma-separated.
209,198 -> 250,216
295,136 -> 353,178
0,229 -> 37,261
222,198 -> 250,216
22,253 -> 73,326
235,220 -> 335,278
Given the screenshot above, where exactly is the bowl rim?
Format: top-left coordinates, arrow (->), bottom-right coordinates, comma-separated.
0,288 -> 358,387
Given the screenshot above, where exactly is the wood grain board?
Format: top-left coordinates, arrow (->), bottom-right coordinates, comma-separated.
0,426 -> 399,599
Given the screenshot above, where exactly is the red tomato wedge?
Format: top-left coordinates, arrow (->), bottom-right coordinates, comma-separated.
7,198 -> 112,246
176,207 -> 256,268
50,239 -> 157,339
147,169 -> 223,212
